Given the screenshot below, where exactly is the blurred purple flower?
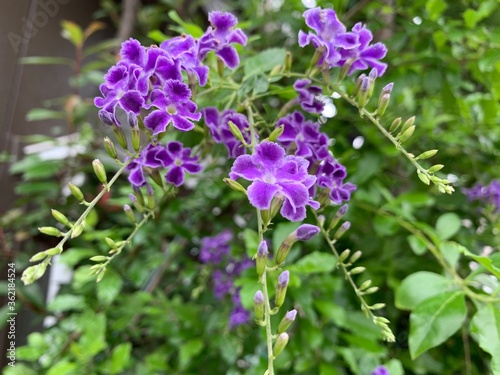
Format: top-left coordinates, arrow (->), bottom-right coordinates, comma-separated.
316,158 -> 357,204
464,180 -> 500,212
371,366 -> 389,375
229,141 -> 319,222
203,108 -> 252,158
294,79 -> 325,114
200,229 -> 233,264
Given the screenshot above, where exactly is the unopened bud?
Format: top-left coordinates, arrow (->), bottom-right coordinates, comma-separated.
51,209 -> 70,227
268,125 -> 285,142
223,178 -> 247,195
228,121 -> 246,145
90,256 -> 108,262
38,226 -> 62,237
146,185 -> 155,209
92,159 -> 107,184
349,266 -> 365,275
277,309 -> 297,334
364,286 -> 379,294
338,58 -> 354,82
339,249 -> 351,262
112,125 -> 128,150
382,82 -> 394,95
429,164 -> 444,173
275,270 -> 289,308
99,110 -> 114,126
357,77 -> 371,108
418,171 -> 430,185
376,93 -> 390,117
398,125 -> 415,143
217,57 -> 225,78
29,252 -> 48,262
103,137 -> 117,159
275,237 -> 293,265
127,112 -> 138,128
131,126 -> 141,152
415,149 -> 438,160
44,247 -> 62,256
359,279 -> 372,291
254,290 -> 264,321
401,116 -> 416,133
370,303 -> 386,310
334,221 -> 351,240
256,241 -> 268,277
389,117 -> 402,133
68,182 -> 84,201
296,224 -> 320,241
328,204 -> 348,231
273,333 -> 289,357
284,51 -> 292,73
348,250 -> 362,264
123,205 -> 136,223
353,73 -> 366,97
71,222 -> 84,238
149,168 -> 164,188
133,186 -> 145,206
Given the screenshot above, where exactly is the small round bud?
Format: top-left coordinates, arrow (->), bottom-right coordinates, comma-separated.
275,270 -> 290,308
254,290 -> 264,321
103,137 -> 117,159
277,309 -> 297,334
256,241 -> 269,277
334,221 -> 351,240
51,209 -> 70,227
92,159 -> 107,184
68,182 -> 84,201
296,224 -> 320,241
273,333 -> 289,358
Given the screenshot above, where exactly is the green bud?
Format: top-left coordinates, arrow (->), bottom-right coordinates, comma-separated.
131,126 -> 141,152
349,266 -> 366,275
418,171 -> 430,185
370,303 -> 386,310
275,271 -> 289,308
103,137 -> 118,159
228,121 -> 246,145
96,268 -> 107,283
352,73 -> 366,97
359,279 -> 372,291
338,58 -> 354,82
389,117 -> 402,133
123,205 -> 136,224
21,263 -> 47,285
223,178 -> 247,195
71,222 -> 84,238
253,290 -> 264,322
398,125 -> 415,143
217,57 -> 225,78
268,125 -> 285,142
401,116 -> 416,133
269,65 -> 282,76
415,149 -> 438,160
149,168 -> 164,188
273,333 -> 289,358
112,125 -> 128,150
51,209 -> 70,227
105,237 -> 116,248
92,159 -> 107,184
364,286 -> 379,294
68,182 -> 84,201
275,238 -> 293,265
38,226 -> 62,237
133,186 -> 145,206
90,256 -> 108,262
429,164 -> 444,173
322,68 -> 331,87
328,205 -> 348,231
43,247 -> 62,256
29,252 -> 48,262
376,93 -> 390,117
339,249 -> 351,262
348,250 -> 362,264
256,241 -> 269,277
146,185 -> 155,210
277,309 -> 297,334
284,51 -> 292,72
334,221 -> 351,240
269,195 -> 285,222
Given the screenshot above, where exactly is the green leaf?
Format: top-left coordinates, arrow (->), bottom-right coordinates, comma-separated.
289,252 -> 336,274
46,360 -> 78,375
61,20 -> 84,46
179,338 -> 204,369
148,30 -> 168,43
458,247 -> 500,279
48,294 -> 86,312
97,270 -> 123,306
435,213 -> 461,240
243,228 -> 260,257
439,241 -> 462,269
26,108 -> 65,122
470,304 -> 500,374
407,234 -> 427,255
110,343 -> 132,374
244,48 -> 286,77
409,291 -> 467,359
167,10 -> 204,38
19,56 -> 73,66
396,271 -> 455,310
426,0 -> 447,21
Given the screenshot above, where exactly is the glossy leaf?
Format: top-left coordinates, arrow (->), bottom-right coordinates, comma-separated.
435,213 -> 461,240
396,271 -> 455,310
470,304 -> 500,375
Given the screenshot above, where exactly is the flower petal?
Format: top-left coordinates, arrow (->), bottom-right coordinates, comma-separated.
229,155 -> 263,180
247,181 -> 281,210
165,166 -> 184,186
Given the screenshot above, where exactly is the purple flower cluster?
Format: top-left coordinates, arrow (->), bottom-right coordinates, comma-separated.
464,180 -> 500,212
298,7 -> 387,76
202,107 -> 252,158
276,111 -> 356,205
294,79 -> 325,114
229,141 -> 320,221
95,12 -> 246,188
126,141 -> 202,187
199,230 -> 252,328
371,366 -> 390,375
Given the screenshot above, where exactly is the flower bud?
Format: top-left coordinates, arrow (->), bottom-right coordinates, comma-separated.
370,303 -> 386,310
29,252 -> 48,262
269,195 -> 285,221
401,116 -> 416,133
339,249 -> 351,262
367,68 -> 377,98
21,263 -> 47,285
268,125 -> 285,142
349,266 -> 365,275
328,204 -> 348,231
132,186 -> 145,206
275,270 -> 289,308
112,124 -> 128,150
228,121 -> 246,145
338,58 -> 354,82
352,73 -> 366,97
273,333 -> 289,358
382,83 -> 394,95
44,247 -> 62,256
131,126 -> 141,152
68,182 -> 84,202
348,250 -> 362,264
103,136 -> 118,159
389,117 -> 402,133
357,76 -> 371,108
415,149 -> 438,160
334,221 -> 351,240
275,237 -> 294,265
223,178 -> 247,195
418,171 -> 430,185
92,159 -> 107,185
99,110 -> 114,126
123,204 -> 136,224
38,226 -> 62,237
296,224 -> 320,241
256,241 -> 268,277
359,279 -> 372,291
90,255 -> 108,262
284,51 -> 292,73
398,125 -> 415,143
376,93 -> 390,117
254,290 -> 264,321
429,164 -> 444,173
71,222 -> 85,238
146,185 -> 155,210
364,286 -> 379,294
127,112 -> 138,128
217,57 -> 225,78
277,309 -> 297,334
51,209 -> 70,227
148,168 -> 164,188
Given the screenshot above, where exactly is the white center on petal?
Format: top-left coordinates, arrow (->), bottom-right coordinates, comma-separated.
174,158 -> 182,166
263,174 -> 276,184
167,105 -> 177,115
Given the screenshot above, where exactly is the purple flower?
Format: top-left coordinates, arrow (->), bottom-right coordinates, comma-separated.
338,23 -> 388,76
229,302 -> 251,328
160,35 -> 209,86
200,230 -> 233,264
296,224 -> 320,241
277,111 -> 330,162
144,81 -> 201,134
278,270 -> 290,288
371,366 -> 389,375
298,7 -> 387,76
229,142 -> 320,222
316,157 -> 357,204
464,180 -> 500,212
203,108 -> 252,158
293,79 -> 325,114
199,11 -> 247,70
212,270 -> 234,299
298,7 -> 359,67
